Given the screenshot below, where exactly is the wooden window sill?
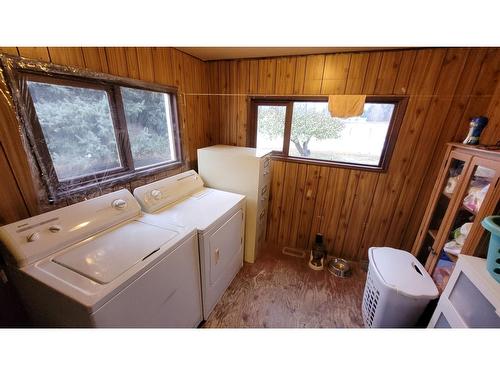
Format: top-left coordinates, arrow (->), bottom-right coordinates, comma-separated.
270,154 -> 387,172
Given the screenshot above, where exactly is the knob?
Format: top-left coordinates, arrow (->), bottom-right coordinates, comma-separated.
151,189 -> 162,200
112,199 -> 127,209
49,225 -> 62,233
27,232 -> 40,243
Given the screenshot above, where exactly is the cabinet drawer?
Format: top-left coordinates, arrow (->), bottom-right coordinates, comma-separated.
261,157 -> 272,185
257,211 -> 268,249
260,183 -> 269,202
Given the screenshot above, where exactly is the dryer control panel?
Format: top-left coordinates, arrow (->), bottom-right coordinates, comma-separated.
133,170 -> 204,213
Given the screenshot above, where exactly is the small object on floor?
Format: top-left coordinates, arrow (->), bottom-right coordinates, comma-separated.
327,258 -> 352,278
463,116 -> 488,145
308,233 -> 327,270
282,246 -> 306,258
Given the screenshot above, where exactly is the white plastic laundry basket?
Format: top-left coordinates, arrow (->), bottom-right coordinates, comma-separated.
362,247 -> 439,328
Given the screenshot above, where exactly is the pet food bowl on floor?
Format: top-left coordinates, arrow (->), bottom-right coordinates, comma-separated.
327,258 -> 351,278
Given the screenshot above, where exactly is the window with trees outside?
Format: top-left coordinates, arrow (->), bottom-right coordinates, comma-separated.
2,55 -> 182,200
252,97 -> 405,171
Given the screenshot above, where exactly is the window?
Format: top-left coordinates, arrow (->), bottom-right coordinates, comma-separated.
252,97 -> 406,171
2,55 -> 182,200
27,81 -> 122,181
256,104 -> 287,153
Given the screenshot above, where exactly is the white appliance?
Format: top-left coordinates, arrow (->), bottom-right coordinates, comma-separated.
362,247 -> 438,328
197,145 -> 272,263
133,170 -> 245,319
0,189 -> 203,327
428,255 -> 500,328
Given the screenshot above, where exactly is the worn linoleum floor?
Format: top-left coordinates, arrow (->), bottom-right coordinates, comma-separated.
202,244 -> 367,328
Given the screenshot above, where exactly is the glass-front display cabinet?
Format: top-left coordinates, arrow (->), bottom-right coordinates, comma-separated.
412,143 -> 500,292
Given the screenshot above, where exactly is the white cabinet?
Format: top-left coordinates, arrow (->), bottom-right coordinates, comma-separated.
197,145 -> 272,263
428,255 -> 500,328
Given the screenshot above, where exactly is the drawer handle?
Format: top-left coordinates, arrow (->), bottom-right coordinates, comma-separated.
214,248 -> 220,263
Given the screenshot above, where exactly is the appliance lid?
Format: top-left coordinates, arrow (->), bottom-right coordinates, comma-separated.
52,221 -> 179,284
369,247 -> 438,298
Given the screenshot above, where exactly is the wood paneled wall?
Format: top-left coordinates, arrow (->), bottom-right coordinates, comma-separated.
208,48 -> 500,260
0,46 -> 499,256
0,47 -> 211,225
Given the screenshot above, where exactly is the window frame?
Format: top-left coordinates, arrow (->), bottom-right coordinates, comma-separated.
249,95 -> 408,172
1,54 -> 184,201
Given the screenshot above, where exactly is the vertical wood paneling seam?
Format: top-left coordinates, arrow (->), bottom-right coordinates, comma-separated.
290,58 -> 297,96
295,165 -> 321,248
0,140 -> 30,216
46,48 -> 53,62
362,53 -> 383,93
317,56 -> 328,94
451,49 -> 492,140
276,162 -> 297,245
336,171 -> 361,255
273,59 -> 279,95
389,53 -> 404,94
81,49 -> 90,70
341,54 -> 353,94
392,52 -> 417,95
354,173 -> 380,260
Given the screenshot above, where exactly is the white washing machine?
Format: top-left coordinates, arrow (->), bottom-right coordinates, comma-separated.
133,170 -> 245,319
0,189 -> 203,327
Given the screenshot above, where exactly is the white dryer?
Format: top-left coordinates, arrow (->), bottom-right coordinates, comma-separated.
0,189 -> 203,327
133,170 -> 245,319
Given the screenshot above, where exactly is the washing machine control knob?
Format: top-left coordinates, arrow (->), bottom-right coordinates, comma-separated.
49,225 -> 62,233
27,232 -> 40,243
151,189 -> 162,200
112,199 -> 128,209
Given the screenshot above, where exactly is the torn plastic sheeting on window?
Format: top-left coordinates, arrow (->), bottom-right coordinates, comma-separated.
0,53 -> 186,209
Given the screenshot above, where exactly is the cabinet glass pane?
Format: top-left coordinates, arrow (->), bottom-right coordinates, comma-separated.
416,158 -> 466,265
442,165 -> 495,259
449,271 -> 500,328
